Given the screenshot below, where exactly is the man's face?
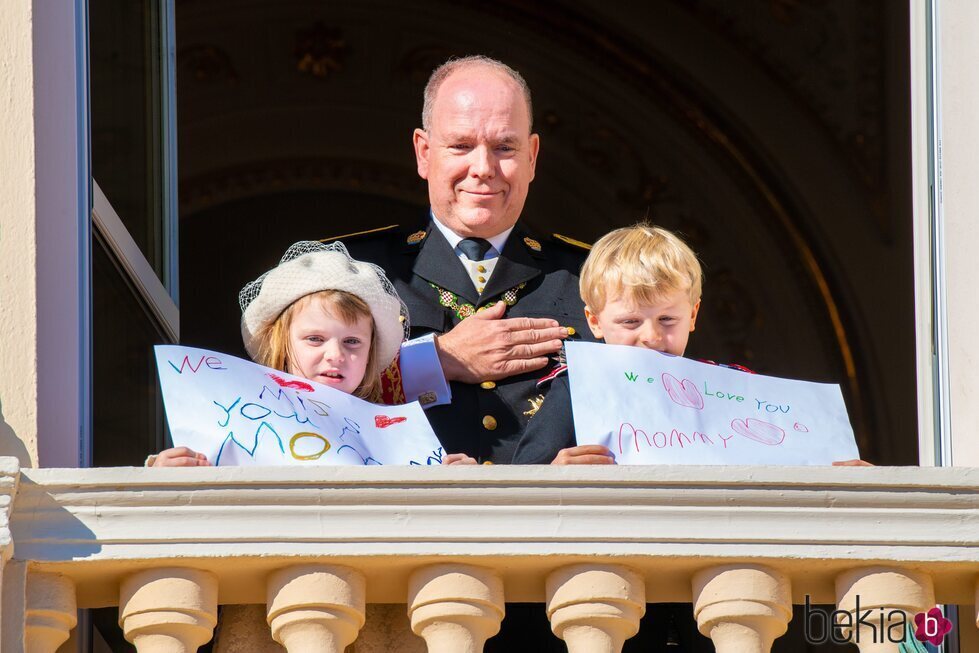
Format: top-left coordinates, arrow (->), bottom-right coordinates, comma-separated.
413,68 -> 539,239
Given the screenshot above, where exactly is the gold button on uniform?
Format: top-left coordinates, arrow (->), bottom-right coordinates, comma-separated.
477,265 -> 486,273
482,415 -> 498,430
477,276 -> 486,283
480,381 -> 496,390
566,326 -> 576,336
477,286 -> 485,293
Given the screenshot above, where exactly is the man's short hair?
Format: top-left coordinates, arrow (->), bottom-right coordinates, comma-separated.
421,55 -> 534,131
580,223 -> 703,312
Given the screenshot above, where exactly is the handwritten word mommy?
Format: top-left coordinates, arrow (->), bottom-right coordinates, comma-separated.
617,422 -> 735,454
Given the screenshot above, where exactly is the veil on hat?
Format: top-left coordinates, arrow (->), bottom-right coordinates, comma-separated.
239,241 -> 409,369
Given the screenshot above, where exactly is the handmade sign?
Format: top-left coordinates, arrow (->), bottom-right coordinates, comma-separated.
566,341 -> 859,465
154,345 -> 445,466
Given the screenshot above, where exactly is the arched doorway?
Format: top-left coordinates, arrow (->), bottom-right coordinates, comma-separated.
177,0 -> 915,464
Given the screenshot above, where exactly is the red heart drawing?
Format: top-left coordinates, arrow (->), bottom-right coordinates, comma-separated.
661,373 -> 705,409
375,415 -> 407,429
268,373 -> 314,393
731,418 -> 785,445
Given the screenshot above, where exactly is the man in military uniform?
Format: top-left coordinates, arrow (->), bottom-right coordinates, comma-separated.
334,55 -> 595,464
331,56 -> 712,652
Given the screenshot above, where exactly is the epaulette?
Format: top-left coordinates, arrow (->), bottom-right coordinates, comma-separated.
551,233 -> 592,251
319,224 -> 399,243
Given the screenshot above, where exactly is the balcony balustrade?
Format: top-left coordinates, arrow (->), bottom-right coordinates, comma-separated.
0,457 -> 977,652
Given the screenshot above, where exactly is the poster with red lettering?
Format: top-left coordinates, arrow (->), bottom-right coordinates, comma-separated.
154,345 -> 445,466
566,342 -> 859,465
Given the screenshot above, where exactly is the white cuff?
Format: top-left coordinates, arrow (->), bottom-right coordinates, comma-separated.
400,333 -> 452,408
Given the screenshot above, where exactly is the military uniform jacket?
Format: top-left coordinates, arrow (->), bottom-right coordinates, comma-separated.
338,219 -> 594,463
511,373 -> 575,464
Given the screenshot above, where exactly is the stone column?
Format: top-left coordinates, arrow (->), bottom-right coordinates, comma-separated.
119,568 -> 218,652
266,564 -> 366,653
692,564 -> 792,653
836,567 -> 934,653
545,564 -> 645,653
407,564 -> 504,653
24,572 -> 76,653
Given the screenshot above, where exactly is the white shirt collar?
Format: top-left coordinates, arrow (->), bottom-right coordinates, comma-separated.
430,212 -> 514,259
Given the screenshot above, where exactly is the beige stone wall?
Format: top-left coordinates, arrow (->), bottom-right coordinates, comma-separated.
942,0 -> 979,467
0,0 -> 39,468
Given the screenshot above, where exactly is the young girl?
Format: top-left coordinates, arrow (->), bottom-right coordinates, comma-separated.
152,240 -> 474,466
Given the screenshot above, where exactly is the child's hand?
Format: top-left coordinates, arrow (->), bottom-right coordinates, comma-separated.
551,445 -> 616,465
152,447 -> 211,467
832,459 -> 874,467
441,453 -> 478,465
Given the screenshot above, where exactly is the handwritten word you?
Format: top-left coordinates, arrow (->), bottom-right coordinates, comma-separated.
211,385 -> 365,465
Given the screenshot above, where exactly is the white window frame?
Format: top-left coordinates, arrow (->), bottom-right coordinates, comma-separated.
91,180 -> 179,342
911,0 -> 949,469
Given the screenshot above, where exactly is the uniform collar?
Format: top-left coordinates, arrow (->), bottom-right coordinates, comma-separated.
478,224 -> 544,306
429,211 -> 514,260
412,220 -> 481,306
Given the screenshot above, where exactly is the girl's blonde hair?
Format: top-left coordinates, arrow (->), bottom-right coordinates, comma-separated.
253,290 -> 384,403
580,223 -> 703,311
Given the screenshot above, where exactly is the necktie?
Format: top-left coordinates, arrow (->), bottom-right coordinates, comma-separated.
458,237 -> 492,261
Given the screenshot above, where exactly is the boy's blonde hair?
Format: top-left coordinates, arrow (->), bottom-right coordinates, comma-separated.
253,290 -> 384,403
580,223 -> 702,311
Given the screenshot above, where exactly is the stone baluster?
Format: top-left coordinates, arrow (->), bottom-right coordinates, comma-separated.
119,568 -> 218,652
836,567 -> 934,653
266,564 -> 366,653
407,564 -> 504,653
692,564 -> 792,653
24,572 -> 76,653
545,564 -> 645,653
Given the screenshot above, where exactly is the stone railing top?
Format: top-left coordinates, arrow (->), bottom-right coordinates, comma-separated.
7,463 -> 979,606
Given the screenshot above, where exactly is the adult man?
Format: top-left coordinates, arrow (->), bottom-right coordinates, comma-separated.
337,55 -> 594,464
335,57 -> 702,652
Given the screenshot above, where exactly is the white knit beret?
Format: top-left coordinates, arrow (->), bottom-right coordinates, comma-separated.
239,241 -> 408,369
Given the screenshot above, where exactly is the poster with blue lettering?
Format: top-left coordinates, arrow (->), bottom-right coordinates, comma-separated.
154,345 -> 446,466
566,341 -> 859,464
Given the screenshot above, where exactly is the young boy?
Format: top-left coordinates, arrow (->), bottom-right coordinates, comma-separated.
512,223 -> 870,466
512,223 -> 701,464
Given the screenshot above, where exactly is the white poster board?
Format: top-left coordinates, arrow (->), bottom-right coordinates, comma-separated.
154,345 -> 446,466
566,341 -> 859,465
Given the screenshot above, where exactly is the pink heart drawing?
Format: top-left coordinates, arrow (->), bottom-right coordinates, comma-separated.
793,423 -> 809,433
731,418 -> 786,446
375,415 -> 407,429
662,373 -> 705,410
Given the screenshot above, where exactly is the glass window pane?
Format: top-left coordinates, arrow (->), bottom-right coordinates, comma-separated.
89,0 -> 165,278
92,234 -> 169,467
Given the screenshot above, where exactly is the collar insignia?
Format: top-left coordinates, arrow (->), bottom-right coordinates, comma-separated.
407,230 -> 427,245
523,236 -> 542,252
